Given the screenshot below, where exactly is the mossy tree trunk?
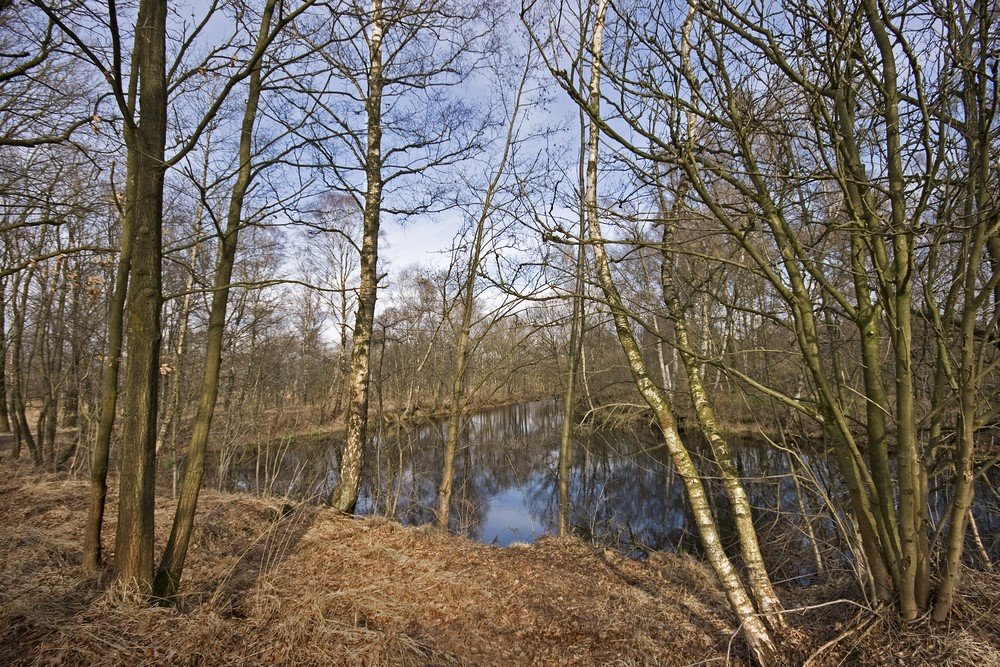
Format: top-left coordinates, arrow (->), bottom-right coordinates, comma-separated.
153,0 -> 278,601
933,0 -> 994,618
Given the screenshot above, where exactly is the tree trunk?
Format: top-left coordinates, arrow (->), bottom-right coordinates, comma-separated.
153,0 -> 278,601
156,142 -> 209,457
0,279 -> 10,434
111,0 -> 168,592
558,53 -> 590,538
659,202 -> 786,632
437,59 -> 529,528
858,0 -> 931,616
82,172 -> 136,571
849,231 -> 900,568
582,3 -> 779,662
329,0 -> 384,513
933,7 -> 991,614
11,271 -> 40,465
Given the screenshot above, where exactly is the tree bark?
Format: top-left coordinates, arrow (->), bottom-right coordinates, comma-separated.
558,46 -> 590,538
329,0 -> 384,513
111,0 -> 168,591
153,0 -> 278,601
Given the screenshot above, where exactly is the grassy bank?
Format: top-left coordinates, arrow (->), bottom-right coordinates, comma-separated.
1,464 -> 998,665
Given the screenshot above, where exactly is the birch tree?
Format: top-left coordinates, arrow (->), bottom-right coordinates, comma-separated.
530,1 -> 785,661
530,0 -> 998,625
289,0 -> 492,512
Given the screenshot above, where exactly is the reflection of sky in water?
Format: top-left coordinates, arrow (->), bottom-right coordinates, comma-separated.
481,487 -> 547,545
229,400 -> 1000,566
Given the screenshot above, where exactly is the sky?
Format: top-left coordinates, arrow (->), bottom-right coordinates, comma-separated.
382,213 -> 464,273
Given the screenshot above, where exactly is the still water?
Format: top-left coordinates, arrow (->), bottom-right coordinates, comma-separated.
230,400 -> 999,564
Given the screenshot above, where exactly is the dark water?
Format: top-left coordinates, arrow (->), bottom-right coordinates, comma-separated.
229,400 -> 1000,567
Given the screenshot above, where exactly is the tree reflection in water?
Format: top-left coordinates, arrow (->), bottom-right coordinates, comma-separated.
229,400 -> 999,576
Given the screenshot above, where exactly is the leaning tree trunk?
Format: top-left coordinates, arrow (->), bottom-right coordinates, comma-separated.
437,60 -> 529,528
156,138 -> 210,460
153,0 -> 278,601
658,197 -> 787,633
435,237 -> 483,528
581,2 -> 779,663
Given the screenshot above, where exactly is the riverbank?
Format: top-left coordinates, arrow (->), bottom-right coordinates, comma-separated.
574,398 -> 824,442
233,393 -> 564,453
2,465 -> 998,665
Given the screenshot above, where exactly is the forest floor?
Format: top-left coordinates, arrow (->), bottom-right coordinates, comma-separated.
1,463 -> 999,666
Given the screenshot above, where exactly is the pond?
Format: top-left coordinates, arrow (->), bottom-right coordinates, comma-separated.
229,400 -> 1000,569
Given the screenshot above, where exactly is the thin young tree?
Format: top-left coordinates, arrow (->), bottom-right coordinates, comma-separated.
153,0 -> 301,599
437,51 -> 534,528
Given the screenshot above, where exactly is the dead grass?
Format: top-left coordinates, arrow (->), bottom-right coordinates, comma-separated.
0,463 -> 741,665
1,461 -> 997,666
786,573 -> 1000,667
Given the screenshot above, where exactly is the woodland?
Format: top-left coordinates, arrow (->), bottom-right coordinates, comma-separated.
0,0 -> 998,664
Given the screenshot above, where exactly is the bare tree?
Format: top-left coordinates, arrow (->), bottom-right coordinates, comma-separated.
289,0 -> 492,512
528,1 -> 784,660
529,0 -> 998,626
437,49 -> 535,528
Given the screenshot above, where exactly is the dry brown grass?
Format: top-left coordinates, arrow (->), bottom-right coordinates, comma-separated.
0,463 -> 741,665
1,461 -> 997,666
803,568 -> 1000,666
